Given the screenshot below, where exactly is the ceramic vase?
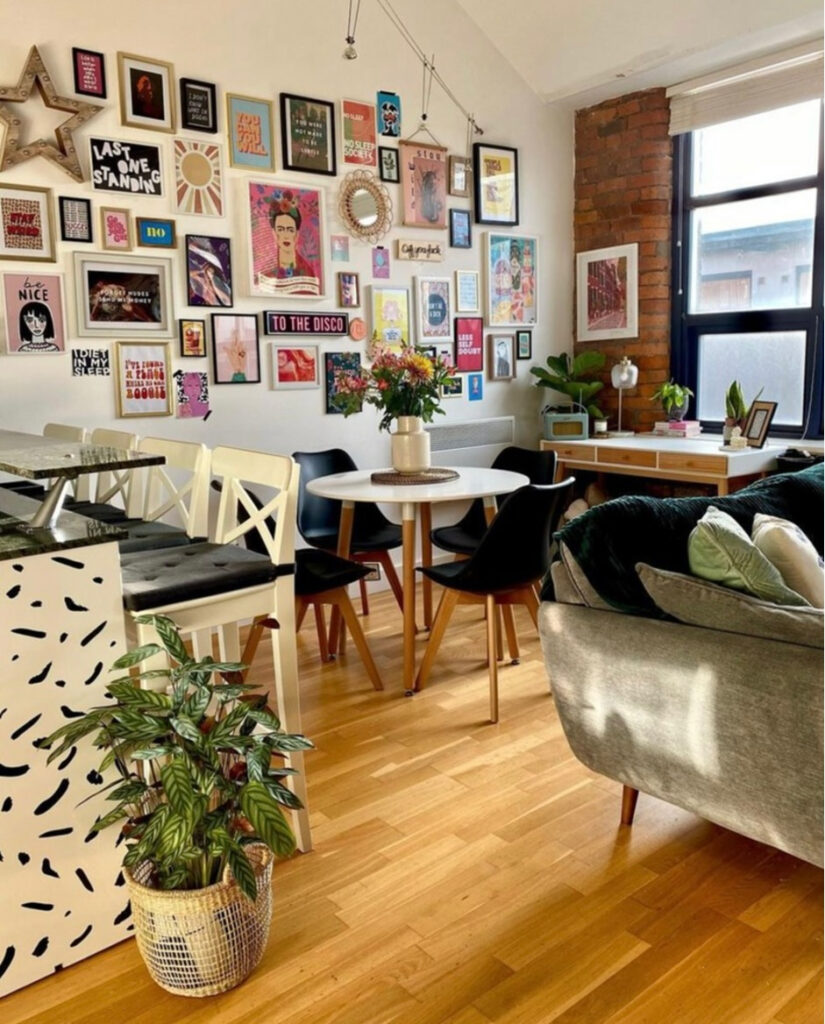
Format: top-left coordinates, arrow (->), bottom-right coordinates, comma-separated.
391,415 -> 430,474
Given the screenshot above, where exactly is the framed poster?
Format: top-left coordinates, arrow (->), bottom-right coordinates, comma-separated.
341,98 -> 377,167
473,143 -> 518,226
114,341 -> 172,417
100,206 -> 132,251
186,235 -> 232,307
271,344 -> 321,390
415,276 -> 452,343
73,252 -> 174,337
742,400 -> 777,448
449,155 -> 471,198
211,313 -> 261,384
2,273 -> 66,353
455,269 -> 479,312
376,91 -> 401,137
247,181 -> 325,298
516,329 -> 532,360
179,318 -> 206,357
72,47 -> 106,98
330,234 -> 349,262
0,184 -> 54,261
179,78 -> 217,133
174,139 -> 223,217
136,217 -> 175,248
263,311 -> 348,336
378,146 -> 399,183
489,334 -> 515,381
174,370 -> 210,418
280,93 -> 336,175
117,52 -> 175,133
449,208 -> 471,249
370,286 -> 410,351
454,316 -> 483,372
440,375 -> 463,399
485,233 -> 538,326
576,243 -> 638,341
467,372 -> 483,402
325,352 -> 362,413
337,272 -> 360,308
89,137 -> 163,197
399,141 -> 447,229
58,196 -> 92,242
226,93 -> 275,171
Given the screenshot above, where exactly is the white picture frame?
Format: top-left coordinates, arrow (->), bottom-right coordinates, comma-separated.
484,232 -> 538,328
415,275 -> 453,344
576,242 -> 639,341
270,343 -> 321,390
73,252 -> 174,338
455,269 -> 479,313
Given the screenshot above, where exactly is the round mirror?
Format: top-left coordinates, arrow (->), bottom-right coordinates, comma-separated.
338,170 -> 392,243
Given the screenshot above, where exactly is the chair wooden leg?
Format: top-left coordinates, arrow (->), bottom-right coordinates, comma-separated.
240,616 -> 268,671
358,577 -> 369,616
621,785 -> 639,825
493,606 -> 503,661
502,606 -> 519,664
486,594 -> 499,724
334,590 -> 384,690
312,601 -> 331,663
377,551 -> 404,614
414,588 -> 460,691
296,601 -> 309,631
523,586 -> 540,629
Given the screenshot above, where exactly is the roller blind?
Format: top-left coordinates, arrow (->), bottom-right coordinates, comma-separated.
667,41 -> 823,135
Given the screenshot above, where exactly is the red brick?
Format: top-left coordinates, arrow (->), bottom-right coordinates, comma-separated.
628,109 -> 670,129
617,99 -> 642,116
630,199 -> 669,216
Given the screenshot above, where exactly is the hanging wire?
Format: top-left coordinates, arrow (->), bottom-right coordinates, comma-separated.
344,0 -> 362,59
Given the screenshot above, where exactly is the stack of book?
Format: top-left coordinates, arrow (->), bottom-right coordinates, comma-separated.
653,420 -> 702,437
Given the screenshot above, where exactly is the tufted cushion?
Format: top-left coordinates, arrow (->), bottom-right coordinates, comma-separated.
120,542 -> 294,612
66,500 -> 131,523
116,520 -> 199,555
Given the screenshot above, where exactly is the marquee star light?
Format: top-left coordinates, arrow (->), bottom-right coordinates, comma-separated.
0,45 -> 103,182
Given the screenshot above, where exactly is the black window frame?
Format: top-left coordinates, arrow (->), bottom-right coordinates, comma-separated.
671,104 -> 824,440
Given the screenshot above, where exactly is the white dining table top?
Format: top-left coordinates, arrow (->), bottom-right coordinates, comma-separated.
305,466 -> 529,504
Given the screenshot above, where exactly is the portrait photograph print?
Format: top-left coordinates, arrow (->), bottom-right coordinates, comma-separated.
114,341 -> 172,417
73,252 -> 173,337
489,334 -> 515,381
576,243 -> 639,342
186,234 -> 232,307
486,232 -> 538,327
117,52 -> 175,133
2,273 -> 66,354
280,93 -> 336,176
271,344 -> 321,390
179,78 -> 217,133
247,181 -> 325,298
0,184 -> 55,262
211,314 -> 261,384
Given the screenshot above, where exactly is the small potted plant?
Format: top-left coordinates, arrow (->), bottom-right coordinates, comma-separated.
652,379 -> 694,421
42,614 -> 312,997
724,380 -> 763,443
530,351 -> 606,438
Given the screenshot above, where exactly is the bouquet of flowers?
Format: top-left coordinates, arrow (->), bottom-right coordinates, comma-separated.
334,345 -> 456,431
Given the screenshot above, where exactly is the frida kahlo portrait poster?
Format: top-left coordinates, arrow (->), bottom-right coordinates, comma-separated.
3,273 -> 66,353
247,181 -> 325,298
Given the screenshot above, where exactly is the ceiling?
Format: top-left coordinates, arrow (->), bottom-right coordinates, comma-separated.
454,0 -> 824,106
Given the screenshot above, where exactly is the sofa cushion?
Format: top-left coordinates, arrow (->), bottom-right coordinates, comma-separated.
543,464 -> 823,616
752,513 -> 824,608
636,563 -> 824,648
688,506 -> 807,605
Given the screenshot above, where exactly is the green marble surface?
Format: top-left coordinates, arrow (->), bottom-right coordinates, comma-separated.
0,430 -> 163,480
0,490 -> 125,560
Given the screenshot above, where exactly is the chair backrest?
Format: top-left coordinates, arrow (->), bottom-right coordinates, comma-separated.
137,437 -> 211,537
212,446 -> 298,567
292,448 -> 357,542
460,479 -> 576,592
492,446 -> 557,485
43,423 -> 90,500
89,427 -> 141,515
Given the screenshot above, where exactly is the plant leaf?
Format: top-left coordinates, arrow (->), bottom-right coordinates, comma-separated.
152,616 -> 192,665
88,805 -> 129,834
224,840 -> 257,901
240,780 -> 296,858
156,810 -> 192,859
169,715 -> 204,745
160,758 -> 196,819
111,644 -> 164,670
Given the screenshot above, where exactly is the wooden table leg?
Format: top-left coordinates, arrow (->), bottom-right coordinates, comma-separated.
483,496 -> 518,662
419,501 -> 433,629
329,501 -> 355,654
402,501 -> 417,695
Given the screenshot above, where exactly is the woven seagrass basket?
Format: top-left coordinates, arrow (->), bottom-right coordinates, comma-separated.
125,844 -> 273,997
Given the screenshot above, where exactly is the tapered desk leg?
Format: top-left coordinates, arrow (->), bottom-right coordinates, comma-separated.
402,501 -> 417,694
329,501 -> 356,654
419,502 -> 433,629
484,497 -> 518,662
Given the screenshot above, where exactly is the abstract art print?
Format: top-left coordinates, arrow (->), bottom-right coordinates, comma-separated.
174,139 -> 223,217
3,272 -> 66,353
185,235 -> 232,307
370,286 -> 410,351
325,351 -> 362,413
211,313 -> 260,384
473,143 -> 518,225
376,91 -> 401,137
485,233 -> 538,327
271,344 -> 320,389
247,181 -> 325,298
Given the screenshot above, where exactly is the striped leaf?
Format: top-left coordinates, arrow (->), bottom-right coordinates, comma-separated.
156,811 -> 192,858
240,780 -> 296,858
224,840 -> 257,901
160,758 -> 195,819
111,644 -> 164,669
169,715 -> 203,745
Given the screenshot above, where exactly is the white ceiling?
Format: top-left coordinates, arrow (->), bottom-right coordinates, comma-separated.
454,0 -> 824,106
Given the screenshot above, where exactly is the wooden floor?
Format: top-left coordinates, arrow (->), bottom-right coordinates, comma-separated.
4,587 -> 823,1023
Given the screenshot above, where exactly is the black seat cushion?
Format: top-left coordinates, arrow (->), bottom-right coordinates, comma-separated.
0,480 -> 47,500
65,500 -> 131,523
117,520 -> 201,555
120,543 -> 294,612
302,518 -> 402,553
295,548 -> 370,597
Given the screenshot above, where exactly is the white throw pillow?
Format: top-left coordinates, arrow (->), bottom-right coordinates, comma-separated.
752,513 -> 824,609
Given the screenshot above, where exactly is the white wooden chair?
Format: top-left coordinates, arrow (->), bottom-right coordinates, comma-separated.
43,423 -> 91,501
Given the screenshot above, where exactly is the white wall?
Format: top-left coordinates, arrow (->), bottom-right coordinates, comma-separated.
0,0 -> 573,465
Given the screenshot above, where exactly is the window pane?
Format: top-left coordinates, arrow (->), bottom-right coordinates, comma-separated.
692,100 -> 821,196
696,331 -> 805,425
689,190 -> 816,313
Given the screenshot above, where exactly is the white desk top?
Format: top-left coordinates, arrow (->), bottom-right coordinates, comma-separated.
306,466 -> 529,504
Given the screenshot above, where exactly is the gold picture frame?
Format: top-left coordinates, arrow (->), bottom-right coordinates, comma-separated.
117,52 -> 176,133
114,341 -> 172,417
0,183 -> 55,261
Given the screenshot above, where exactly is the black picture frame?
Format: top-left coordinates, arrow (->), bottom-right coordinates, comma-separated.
472,142 -> 519,226
179,318 -> 207,358
72,47 -> 106,98
280,93 -> 337,176
449,208 -> 472,249
58,195 -> 93,243
742,400 -> 777,449
516,329 -> 532,360
210,313 -> 261,384
185,235 -> 233,307
179,78 -> 218,133
378,146 -> 399,183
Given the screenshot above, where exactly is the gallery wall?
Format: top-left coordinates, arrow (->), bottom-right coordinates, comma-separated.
0,0 -> 574,466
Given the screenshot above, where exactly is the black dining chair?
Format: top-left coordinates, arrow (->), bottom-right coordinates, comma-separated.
292,448 -> 404,616
430,446 -> 558,557
414,478 -> 575,724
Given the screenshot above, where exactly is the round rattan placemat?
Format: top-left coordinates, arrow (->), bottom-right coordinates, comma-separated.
370,467 -> 460,485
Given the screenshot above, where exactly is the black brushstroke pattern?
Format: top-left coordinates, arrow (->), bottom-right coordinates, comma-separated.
0,763 -> 29,777
115,871 -> 125,887
69,924 -> 92,947
1,797 -> 11,812
11,654 -> 18,661
57,747 -> 77,770
83,662 -> 103,686
60,705 -> 85,719
34,778 -> 69,815
6,585 -> 20,598
59,632 -> 68,643
65,596 -> 89,612
18,852 -> 30,865
113,902 -> 131,925
0,708 -> 5,718
52,556 -> 84,569
93,576 -> 103,583
55,680 -> 66,688
12,628 -> 46,639
12,563 -> 23,572
11,713 -> 42,739
80,620 -> 107,647
86,770 -> 103,785
38,827 -> 73,838
32,937 -> 49,957
28,662 -> 52,685
41,858 -> 59,878
0,945 -> 14,979
30,600 -> 42,607
75,867 -> 94,892
21,902 -> 53,910
32,737 -> 48,750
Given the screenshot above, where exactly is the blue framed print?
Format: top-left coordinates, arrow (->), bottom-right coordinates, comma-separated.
226,93 -> 275,171
468,372 -> 483,402
136,217 -> 176,248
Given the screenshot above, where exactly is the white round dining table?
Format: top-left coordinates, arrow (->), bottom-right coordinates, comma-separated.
306,466 -> 529,693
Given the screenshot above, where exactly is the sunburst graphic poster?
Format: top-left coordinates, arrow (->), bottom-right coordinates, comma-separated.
174,140 -> 223,217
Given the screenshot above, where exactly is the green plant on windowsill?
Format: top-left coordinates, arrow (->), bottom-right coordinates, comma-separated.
651,379 -> 694,420
530,350 -> 606,419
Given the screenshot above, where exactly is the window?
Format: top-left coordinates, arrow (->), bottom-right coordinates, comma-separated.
671,99 -> 823,438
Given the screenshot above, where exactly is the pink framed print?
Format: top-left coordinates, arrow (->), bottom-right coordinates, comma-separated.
576,243 -> 638,341
2,272 -> 66,353
399,141 -> 447,229
270,344 -> 320,389
454,316 -> 483,372
100,206 -> 132,251
247,181 -> 325,298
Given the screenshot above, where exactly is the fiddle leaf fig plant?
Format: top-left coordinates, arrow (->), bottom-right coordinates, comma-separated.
530,350 -> 606,419
42,614 -> 313,901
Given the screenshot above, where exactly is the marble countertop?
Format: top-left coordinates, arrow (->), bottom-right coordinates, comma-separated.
0,430 -> 163,480
0,490 -> 125,561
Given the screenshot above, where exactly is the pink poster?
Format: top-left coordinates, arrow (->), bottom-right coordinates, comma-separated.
342,99 -> 377,166
247,181 -> 324,298
2,273 -> 66,353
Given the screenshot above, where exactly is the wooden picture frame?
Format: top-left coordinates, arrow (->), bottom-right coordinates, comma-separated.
73,251 -> 174,337
576,243 -> 639,342
211,313 -> 261,384
489,334 -> 515,381
449,208 -> 471,249
114,341 -> 172,417
473,143 -> 518,226
0,184 -> 55,261
485,232 -> 538,327
226,93 -> 275,172
179,318 -> 206,358
179,78 -> 218,133
449,155 -> 471,198
280,93 -> 336,175
117,52 -> 175,133
378,146 -> 399,183
72,47 -> 106,98
270,343 -> 321,390
399,140 -> 447,229
742,401 -> 777,448
58,195 -> 92,243
100,206 -> 132,251
516,329 -> 532,360
337,272 -> 360,308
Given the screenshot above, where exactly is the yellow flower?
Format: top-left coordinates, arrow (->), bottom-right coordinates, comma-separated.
406,352 -> 433,380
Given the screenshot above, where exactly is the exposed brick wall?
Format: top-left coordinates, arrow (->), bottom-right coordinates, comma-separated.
574,88 -> 672,432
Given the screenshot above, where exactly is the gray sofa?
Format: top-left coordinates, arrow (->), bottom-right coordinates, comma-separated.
539,466 -> 824,867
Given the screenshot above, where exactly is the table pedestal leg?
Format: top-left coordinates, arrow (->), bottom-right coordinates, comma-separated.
419,502 -> 433,629
402,501 -> 416,694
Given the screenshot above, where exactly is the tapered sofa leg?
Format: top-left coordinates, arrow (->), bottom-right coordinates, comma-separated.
621,785 -> 639,825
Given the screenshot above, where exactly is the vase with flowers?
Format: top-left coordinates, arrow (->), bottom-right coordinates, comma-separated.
334,345 -> 456,473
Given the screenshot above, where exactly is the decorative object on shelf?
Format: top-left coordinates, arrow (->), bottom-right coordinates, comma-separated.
449,155 -> 471,198
370,285 -> 410,352
179,318 -> 207,357
516,330 -> 532,361
2,272 -> 66,354
397,238 -> 443,262
248,180 -> 325,298
455,269 -> 479,312
724,380 -> 764,443
173,369 -> 210,418
652,379 -> 694,421
0,45 -> 103,182
58,195 -> 92,242
179,77 -> 218,133
89,137 -> 163,196
226,93 -> 275,171
449,208 -> 471,248
73,252 -> 174,338
473,142 -> 518,225
270,344 -> 321,389
280,93 -> 336,175
100,206 -> 132,251
742,400 -> 777,449
325,351 -> 362,413
415,275 -> 452,343
488,334 -> 515,381
136,217 -> 176,248
72,47 -> 106,98
338,271 -> 360,308
42,614 -> 311,996
455,316 -> 483,372
531,350 -> 606,435
485,232 -> 538,326
399,140 -> 447,229
211,313 -> 261,384
338,169 -> 393,243
113,341 -> 171,417
576,242 -> 638,342
117,52 -> 175,133
174,139 -> 224,217
0,183 -> 55,261
342,97 -> 377,167
186,234 -> 233,306
263,311 -> 348,336
727,425 -> 748,450
378,145 -> 400,182
609,355 -> 638,437
377,90 -> 401,137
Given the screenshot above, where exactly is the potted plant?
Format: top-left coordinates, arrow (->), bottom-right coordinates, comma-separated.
42,613 -> 312,997
724,380 -> 763,443
530,350 -> 605,438
651,379 -> 694,421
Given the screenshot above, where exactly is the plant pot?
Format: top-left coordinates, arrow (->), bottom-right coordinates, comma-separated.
391,415 -> 431,474
667,401 -> 689,422
722,417 -> 744,444
125,844 -> 273,997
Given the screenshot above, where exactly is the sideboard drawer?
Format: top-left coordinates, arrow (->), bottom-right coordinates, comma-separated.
659,452 -> 727,474
597,447 -> 657,468
550,444 -> 597,462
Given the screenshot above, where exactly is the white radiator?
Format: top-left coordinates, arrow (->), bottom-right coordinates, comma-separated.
426,416 -> 515,467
